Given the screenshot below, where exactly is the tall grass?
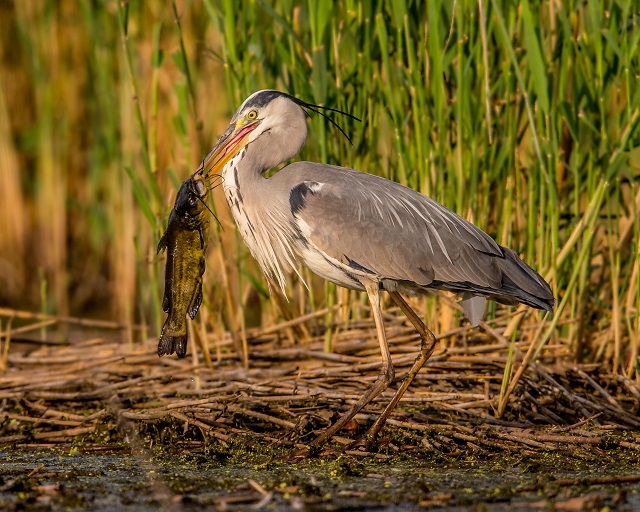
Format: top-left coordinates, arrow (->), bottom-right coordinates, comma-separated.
205,0 -> 640,375
0,1 -> 225,328
0,1 -> 638,377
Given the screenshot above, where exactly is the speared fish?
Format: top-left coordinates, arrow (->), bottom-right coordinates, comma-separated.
157,174 -> 210,358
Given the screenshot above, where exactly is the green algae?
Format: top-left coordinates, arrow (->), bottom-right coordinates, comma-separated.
4,433 -> 640,511
2,410 -> 640,510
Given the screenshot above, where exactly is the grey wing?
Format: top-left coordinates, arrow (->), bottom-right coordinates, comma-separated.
292,166 -> 504,289
286,164 -> 553,316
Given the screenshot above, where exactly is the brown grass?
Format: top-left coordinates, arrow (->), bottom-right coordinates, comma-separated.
0,1 -> 639,392
1,305 -> 638,455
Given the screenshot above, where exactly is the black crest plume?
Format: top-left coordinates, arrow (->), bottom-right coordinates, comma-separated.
287,93 -> 361,145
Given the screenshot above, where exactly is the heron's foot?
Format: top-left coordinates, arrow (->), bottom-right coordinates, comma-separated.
281,446 -> 313,463
346,433 -> 378,452
276,441 -> 328,462
276,444 -> 343,463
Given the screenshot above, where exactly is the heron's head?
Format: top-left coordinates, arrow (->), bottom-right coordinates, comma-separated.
198,90 -> 359,177
200,90 -> 308,176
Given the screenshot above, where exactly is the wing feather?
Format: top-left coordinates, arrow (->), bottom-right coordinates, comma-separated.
271,162 -> 553,312
287,164 -> 503,289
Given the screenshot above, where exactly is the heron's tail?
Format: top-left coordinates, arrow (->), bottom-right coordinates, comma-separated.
493,247 -> 555,312
435,247 -> 554,325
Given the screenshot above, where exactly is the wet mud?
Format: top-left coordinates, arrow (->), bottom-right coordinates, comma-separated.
2,439 -> 639,511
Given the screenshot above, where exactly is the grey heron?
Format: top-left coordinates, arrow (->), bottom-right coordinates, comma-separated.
198,90 -> 554,451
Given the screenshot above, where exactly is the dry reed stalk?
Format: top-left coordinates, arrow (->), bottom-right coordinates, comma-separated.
0,307 -> 143,331
1,309 -> 637,452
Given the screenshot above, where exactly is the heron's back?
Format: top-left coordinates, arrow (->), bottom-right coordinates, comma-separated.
272,162 -> 554,318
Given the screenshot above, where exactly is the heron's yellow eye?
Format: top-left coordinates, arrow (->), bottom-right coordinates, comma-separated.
247,110 -> 258,120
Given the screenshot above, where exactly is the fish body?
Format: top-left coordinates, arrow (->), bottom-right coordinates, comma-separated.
157,175 -> 210,358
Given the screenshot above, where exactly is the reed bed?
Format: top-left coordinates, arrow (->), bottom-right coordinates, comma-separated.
0,0 -> 639,394
1,305 -> 638,456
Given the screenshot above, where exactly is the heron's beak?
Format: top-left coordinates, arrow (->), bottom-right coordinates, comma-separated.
198,119 -> 261,178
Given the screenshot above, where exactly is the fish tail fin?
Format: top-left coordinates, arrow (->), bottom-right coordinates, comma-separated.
157,331 -> 188,358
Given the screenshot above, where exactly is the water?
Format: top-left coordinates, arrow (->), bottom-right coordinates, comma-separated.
2,449 -> 640,511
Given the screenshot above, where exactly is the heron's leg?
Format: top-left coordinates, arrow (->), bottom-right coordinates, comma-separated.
308,281 -> 395,450
356,291 -> 437,447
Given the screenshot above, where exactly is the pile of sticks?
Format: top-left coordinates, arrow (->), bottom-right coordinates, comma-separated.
1,305 -> 638,455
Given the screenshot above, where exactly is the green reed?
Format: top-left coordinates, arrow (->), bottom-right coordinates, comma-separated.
0,1 -> 638,378
204,0 -> 640,375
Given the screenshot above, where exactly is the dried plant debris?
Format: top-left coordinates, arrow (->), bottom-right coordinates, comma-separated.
1,307 -> 638,456
1,309 -> 640,510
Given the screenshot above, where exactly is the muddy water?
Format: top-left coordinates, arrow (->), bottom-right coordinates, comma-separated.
2,449 -> 640,511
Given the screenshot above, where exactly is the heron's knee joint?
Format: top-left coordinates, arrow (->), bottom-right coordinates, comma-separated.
420,330 -> 437,352
381,364 -> 395,384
